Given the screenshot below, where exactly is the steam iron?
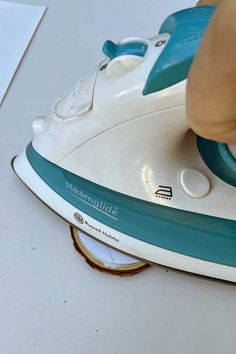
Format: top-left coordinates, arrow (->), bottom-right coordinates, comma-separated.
12,6 -> 236,282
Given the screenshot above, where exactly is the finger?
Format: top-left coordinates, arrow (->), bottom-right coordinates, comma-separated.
196,0 -> 221,6
187,0 -> 236,144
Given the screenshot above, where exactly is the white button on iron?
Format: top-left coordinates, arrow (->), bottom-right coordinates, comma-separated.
180,168 -> 210,198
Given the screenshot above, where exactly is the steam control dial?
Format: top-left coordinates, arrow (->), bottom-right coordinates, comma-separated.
102,38 -> 148,78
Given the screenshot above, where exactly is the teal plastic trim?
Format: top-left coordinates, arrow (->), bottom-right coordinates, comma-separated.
27,143 -> 236,267
103,40 -> 147,60
218,144 -> 236,174
143,6 -> 215,95
197,137 -> 236,187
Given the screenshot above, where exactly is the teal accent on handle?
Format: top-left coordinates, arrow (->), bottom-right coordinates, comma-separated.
218,144 -> 236,174
26,143 -> 236,268
197,137 -> 236,187
143,6 -> 216,95
103,40 -> 147,60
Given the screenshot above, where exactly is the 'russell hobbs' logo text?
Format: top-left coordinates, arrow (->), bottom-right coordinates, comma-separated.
65,182 -> 118,220
85,221 -> 119,242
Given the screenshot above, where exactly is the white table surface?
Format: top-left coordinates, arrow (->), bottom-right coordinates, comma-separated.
1,1 -> 236,353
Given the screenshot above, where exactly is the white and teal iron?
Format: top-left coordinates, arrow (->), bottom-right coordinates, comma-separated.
12,6 -> 236,282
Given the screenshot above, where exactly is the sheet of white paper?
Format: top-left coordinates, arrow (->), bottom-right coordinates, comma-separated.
0,1 -> 47,105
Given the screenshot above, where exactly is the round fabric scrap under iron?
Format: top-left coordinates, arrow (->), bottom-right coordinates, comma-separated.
70,227 -> 151,276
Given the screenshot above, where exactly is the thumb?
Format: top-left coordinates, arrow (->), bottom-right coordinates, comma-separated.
187,0 -> 236,144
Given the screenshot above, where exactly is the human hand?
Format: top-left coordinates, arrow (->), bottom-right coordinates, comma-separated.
196,0 -> 220,5
186,0 -> 236,144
